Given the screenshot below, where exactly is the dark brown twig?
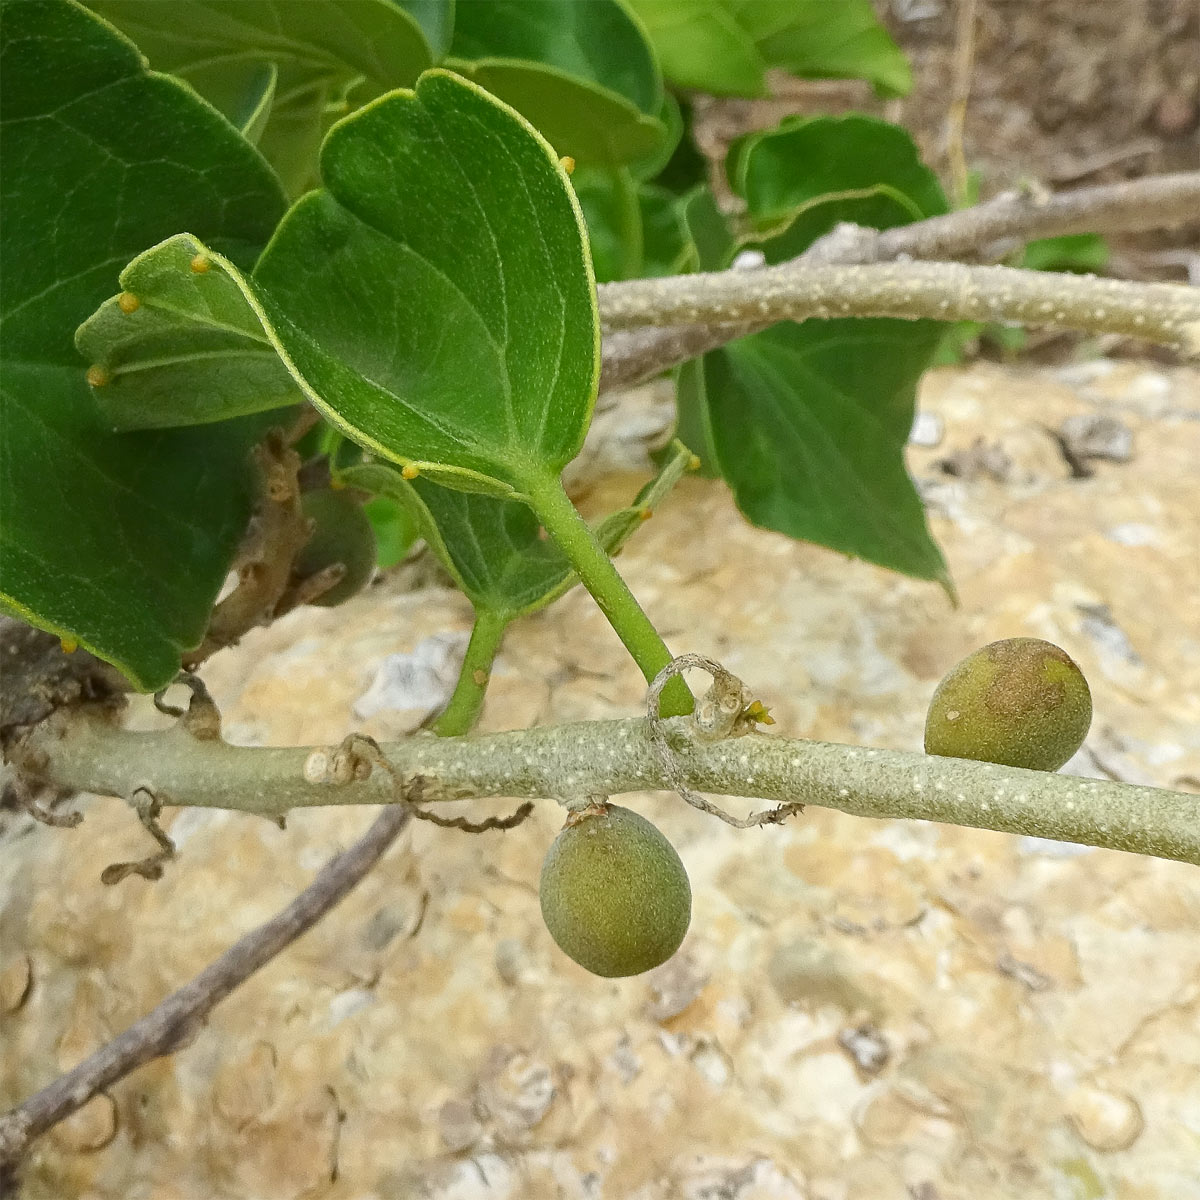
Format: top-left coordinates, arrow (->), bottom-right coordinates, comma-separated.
0,804 -> 411,1169
99,786 -> 177,885
182,431 -> 312,669
411,801 -> 534,833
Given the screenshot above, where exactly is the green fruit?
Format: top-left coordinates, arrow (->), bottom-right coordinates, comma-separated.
924,638 -> 1092,771
295,490 -> 377,606
539,805 -> 691,978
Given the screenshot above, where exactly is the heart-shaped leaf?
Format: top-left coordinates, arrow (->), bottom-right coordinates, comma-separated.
447,0 -> 665,167
0,0 -> 287,689
251,70 -> 600,498
676,119 -> 951,584
700,321 -> 950,581
340,441 -> 694,620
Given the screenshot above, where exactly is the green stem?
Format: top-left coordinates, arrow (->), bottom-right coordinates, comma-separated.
431,609 -> 508,737
526,473 -> 692,716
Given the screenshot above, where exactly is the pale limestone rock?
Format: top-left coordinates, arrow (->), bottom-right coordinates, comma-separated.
48,1095 -> 117,1155
1065,1086 -> 1145,1153
0,953 -> 31,1013
2,362 -> 1199,1198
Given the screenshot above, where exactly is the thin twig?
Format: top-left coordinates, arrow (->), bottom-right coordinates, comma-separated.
944,0 -> 979,207
411,801 -> 534,832
599,172 -> 1200,391
183,430 -> 312,669
0,804 -> 411,1168
863,172 -> 1200,264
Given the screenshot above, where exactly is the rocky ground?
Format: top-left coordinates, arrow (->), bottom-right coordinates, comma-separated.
2,359 -> 1199,1199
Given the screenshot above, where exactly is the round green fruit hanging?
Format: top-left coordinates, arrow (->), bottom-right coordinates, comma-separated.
295,489 -> 377,607
539,804 -> 691,978
924,637 -> 1092,771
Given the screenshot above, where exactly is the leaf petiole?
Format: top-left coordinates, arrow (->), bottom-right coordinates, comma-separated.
525,473 -> 692,716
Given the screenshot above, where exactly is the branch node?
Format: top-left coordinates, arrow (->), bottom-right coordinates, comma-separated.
646,656 -> 799,828
154,673 -> 221,741
182,429 -> 308,668
278,561 -> 345,614
331,733 -> 382,785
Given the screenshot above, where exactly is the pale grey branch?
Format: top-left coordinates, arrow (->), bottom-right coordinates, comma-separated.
599,171 -> 1200,391
14,710 -> 1200,866
597,261 -> 1200,350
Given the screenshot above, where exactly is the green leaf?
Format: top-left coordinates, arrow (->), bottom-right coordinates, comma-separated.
393,0 -> 455,58
730,114 -> 947,234
340,441 -> 694,620
181,57 -> 277,143
574,167 -> 644,283
1019,233 -> 1110,274
677,120 -> 951,582
250,70 -> 600,498
680,182 -> 738,273
728,0 -> 911,96
90,0 -> 433,86
0,0 -> 288,689
701,321 -> 949,582
362,494 -> 419,568
638,185 -> 695,277
91,0 -> 435,193
672,356 -> 720,477
447,0 -> 665,167
450,0 -> 661,113
76,234 -> 304,430
625,0 -> 910,97
573,171 -> 693,285
624,0 -> 765,96
630,90 -> 685,182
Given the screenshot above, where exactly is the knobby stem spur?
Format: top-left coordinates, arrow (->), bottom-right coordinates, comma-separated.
524,472 -> 693,717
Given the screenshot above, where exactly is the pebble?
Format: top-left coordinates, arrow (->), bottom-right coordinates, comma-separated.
1066,1086 -> 1145,1152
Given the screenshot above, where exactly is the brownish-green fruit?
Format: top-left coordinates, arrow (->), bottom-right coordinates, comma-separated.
924,638 -> 1092,770
539,805 -> 691,978
295,490 -> 377,607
